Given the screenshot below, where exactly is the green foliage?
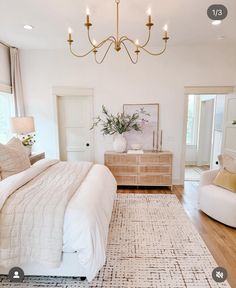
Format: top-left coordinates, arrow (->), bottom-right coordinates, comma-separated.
21,134 -> 36,146
91,105 -> 149,135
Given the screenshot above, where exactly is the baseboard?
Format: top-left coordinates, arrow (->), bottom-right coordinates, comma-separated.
185,162 -> 197,166
173,178 -> 183,185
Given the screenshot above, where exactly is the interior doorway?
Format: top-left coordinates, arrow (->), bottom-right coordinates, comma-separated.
54,87 -> 94,162
184,94 -> 225,181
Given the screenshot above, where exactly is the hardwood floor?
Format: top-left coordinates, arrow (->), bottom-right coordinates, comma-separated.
118,182 -> 236,287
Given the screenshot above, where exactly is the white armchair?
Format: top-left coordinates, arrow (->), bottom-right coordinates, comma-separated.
199,169 -> 236,228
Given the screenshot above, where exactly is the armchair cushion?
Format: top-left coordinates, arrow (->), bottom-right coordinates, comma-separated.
213,168 -> 236,192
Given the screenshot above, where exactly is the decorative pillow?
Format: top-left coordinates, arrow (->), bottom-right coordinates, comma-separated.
0,137 -> 31,180
218,154 -> 236,173
213,168 -> 236,192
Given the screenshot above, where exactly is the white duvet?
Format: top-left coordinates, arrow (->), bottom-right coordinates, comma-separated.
0,159 -> 117,281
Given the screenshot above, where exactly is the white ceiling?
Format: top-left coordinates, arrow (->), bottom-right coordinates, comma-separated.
0,0 -> 236,49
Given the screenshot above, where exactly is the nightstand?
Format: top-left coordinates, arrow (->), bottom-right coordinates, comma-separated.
30,152 -> 45,165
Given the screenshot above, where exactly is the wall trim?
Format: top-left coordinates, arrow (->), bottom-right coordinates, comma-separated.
184,86 -> 234,95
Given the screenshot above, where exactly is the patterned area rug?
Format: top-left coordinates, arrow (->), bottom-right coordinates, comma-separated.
0,194 -> 230,288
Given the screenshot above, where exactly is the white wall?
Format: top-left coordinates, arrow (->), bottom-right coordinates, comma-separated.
20,44 -> 236,184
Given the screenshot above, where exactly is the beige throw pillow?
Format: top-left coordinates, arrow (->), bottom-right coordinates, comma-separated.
213,168 -> 236,192
0,137 -> 31,180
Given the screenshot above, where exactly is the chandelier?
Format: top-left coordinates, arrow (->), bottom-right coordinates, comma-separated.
67,0 -> 169,64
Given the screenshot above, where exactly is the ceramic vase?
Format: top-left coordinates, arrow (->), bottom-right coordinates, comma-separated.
113,133 -> 127,153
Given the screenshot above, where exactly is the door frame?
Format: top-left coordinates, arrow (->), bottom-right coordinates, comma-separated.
222,93 -> 236,158
52,87 -> 94,160
180,86 -> 234,184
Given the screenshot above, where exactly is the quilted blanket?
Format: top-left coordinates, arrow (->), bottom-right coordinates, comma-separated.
0,159 -> 92,267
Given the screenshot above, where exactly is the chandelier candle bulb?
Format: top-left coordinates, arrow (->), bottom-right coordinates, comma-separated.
147,8 -> 152,23
86,8 -> 90,24
164,24 -> 168,38
68,27 -> 72,41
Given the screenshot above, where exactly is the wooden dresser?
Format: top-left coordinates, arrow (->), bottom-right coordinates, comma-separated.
104,151 -> 173,189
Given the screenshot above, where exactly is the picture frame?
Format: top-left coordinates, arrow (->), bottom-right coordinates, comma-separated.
123,103 -> 160,151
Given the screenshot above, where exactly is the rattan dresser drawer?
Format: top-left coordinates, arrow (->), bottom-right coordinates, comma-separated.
108,165 -> 138,175
139,165 -> 171,174
115,175 -> 138,185
139,153 -> 172,165
138,175 -> 172,186
105,154 -> 138,165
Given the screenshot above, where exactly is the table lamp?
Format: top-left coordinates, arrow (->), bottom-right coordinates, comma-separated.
10,117 -> 35,135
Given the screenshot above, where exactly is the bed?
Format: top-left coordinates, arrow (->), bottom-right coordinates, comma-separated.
0,158 -> 117,282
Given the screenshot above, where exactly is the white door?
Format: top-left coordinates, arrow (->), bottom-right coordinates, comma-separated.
211,95 -> 225,169
57,95 -> 94,162
197,99 -> 214,166
222,94 -> 236,158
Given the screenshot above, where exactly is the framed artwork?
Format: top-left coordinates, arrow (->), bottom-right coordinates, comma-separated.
123,103 -> 160,151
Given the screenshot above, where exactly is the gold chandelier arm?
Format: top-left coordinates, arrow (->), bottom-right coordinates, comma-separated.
87,29 -> 116,48
140,29 -> 151,48
119,23 -> 151,48
119,36 -> 129,43
69,43 -> 96,58
120,32 -> 149,48
121,42 -> 139,64
94,41 -> 114,64
140,40 -> 168,56
100,36 -> 116,48
96,37 -> 115,49
121,36 -> 168,56
87,29 -> 96,47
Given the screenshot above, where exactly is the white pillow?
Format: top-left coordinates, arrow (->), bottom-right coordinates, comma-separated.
0,137 -> 31,180
218,154 -> 236,173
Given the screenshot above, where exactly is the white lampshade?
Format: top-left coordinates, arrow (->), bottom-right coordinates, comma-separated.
10,116 -> 35,134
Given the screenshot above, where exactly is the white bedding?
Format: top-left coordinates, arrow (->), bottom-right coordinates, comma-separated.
0,159 -> 117,281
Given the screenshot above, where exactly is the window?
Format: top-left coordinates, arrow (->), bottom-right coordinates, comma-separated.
186,94 -> 198,145
0,92 -> 15,143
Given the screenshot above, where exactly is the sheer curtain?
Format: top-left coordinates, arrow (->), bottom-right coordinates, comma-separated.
10,47 -> 25,117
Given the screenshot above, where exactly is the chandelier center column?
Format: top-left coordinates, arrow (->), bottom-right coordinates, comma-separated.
115,0 -> 121,51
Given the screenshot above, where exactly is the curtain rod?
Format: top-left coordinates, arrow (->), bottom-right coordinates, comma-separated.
0,41 -> 12,48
